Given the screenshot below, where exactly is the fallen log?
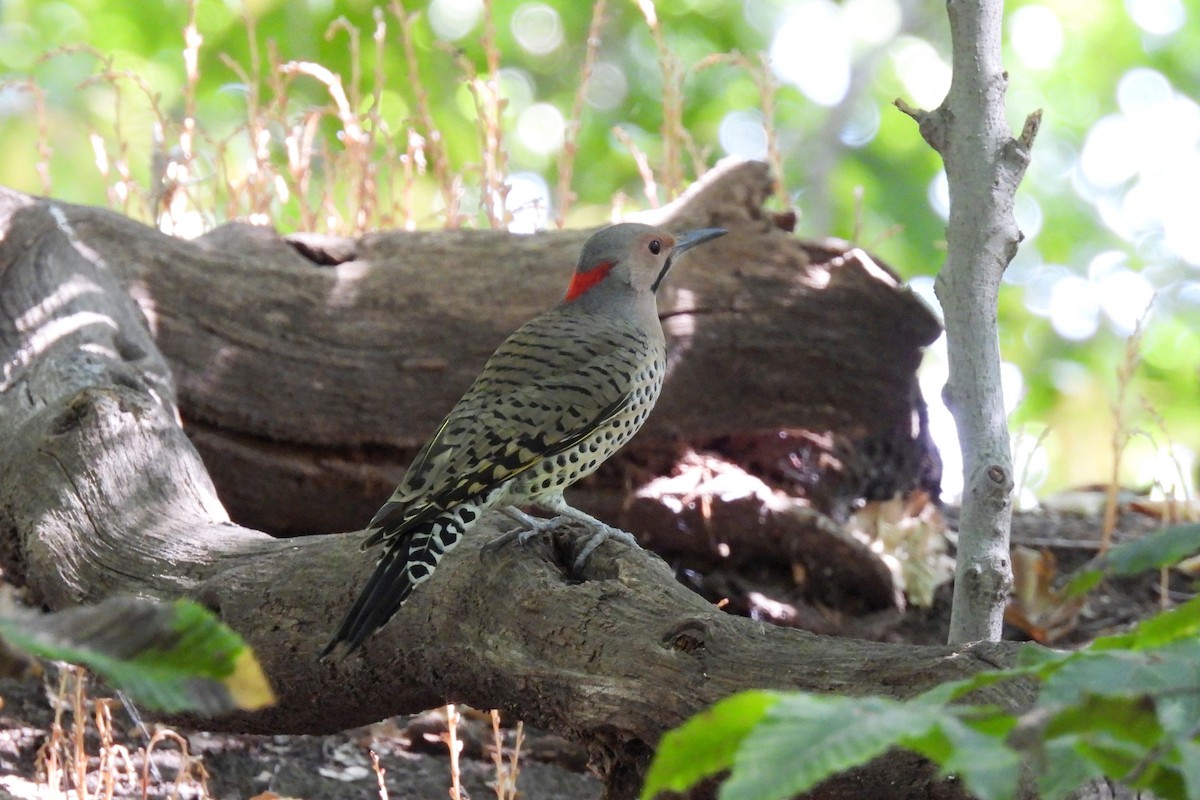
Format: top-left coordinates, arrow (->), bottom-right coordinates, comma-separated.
0,178 -> 1031,800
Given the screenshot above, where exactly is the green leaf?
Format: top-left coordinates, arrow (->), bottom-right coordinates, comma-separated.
718,694 -> 942,800
910,714 -> 1021,800
0,595 -> 275,714
1091,595 -> 1200,651
916,669 -> 1021,705
1044,695 -> 1163,786
1041,641 -> 1200,706
1036,734 -> 1104,799
1174,739 -> 1200,800
1066,524 -> 1200,597
640,691 -> 780,800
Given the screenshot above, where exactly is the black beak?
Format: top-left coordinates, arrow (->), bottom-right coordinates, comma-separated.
651,227 -> 727,292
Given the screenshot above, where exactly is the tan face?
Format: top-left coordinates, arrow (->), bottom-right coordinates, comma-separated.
626,230 -> 678,294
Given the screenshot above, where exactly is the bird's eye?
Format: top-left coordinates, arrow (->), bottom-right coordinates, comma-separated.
648,239 -> 662,255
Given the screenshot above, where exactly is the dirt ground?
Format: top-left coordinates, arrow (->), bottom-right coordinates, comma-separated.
0,505 -> 1189,800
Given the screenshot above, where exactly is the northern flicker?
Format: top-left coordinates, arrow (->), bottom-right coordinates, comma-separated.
321,223 -> 725,657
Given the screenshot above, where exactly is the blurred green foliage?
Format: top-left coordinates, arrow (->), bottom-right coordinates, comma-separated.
644,579 -> 1200,800
0,0 -> 1196,498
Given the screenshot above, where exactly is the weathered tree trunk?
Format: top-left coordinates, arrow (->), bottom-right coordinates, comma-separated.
0,168 -> 1032,800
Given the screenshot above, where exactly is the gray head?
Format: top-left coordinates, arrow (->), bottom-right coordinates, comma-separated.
563,223 -> 726,305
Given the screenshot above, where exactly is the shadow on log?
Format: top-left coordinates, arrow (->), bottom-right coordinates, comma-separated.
0,169 -> 1032,800
49,159 -> 942,537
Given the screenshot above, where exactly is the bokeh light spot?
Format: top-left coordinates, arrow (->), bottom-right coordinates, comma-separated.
840,101 -> 881,147
1096,267 -> 1155,335
1009,5 -> 1063,70
1125,0 -> 1185,35
769,0 -> 850,107
585,62 -> 628,111
506,172 -> 550,234
1048,275 -> 1101,340
891,37 -> 951,110
516,102 -> 565,155
1079,115 -> 1137,189
718,110 -> 768,160
498,68 -> 535,117
843,0 -> 901,45
429,0 -> 483,41
927,169 -> 949,220
511,3 -> 563,56
1117,68 -> 1172,114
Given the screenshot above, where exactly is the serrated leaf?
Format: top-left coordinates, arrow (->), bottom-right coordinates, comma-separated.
1036,735 -> 1103,799
912,714 -> 1021,800
1046,695 -> 1162,748
1091,595 -> 1200,651
0,596 -> 274,714
718,695 -> 942,800
1135,762 -> 1188,800
1039,694 -> 1164,793
640,691 -> 780,800
916,669 -> 1019,705
1174,739 -> 1200,800
1067,524 -> 1200,597
1041,641 -> 1200,706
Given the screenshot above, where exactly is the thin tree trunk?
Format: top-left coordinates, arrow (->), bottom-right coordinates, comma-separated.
897,0 -> 1041,643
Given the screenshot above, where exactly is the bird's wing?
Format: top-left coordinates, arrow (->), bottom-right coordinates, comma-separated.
362,311 -> 654,547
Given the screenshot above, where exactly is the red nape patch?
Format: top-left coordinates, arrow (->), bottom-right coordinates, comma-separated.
564,260 -> 615,302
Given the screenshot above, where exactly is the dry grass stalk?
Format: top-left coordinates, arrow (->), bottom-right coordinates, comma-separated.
634,0 -> 683,198
612,126 -> 659,208
216,12 -> 275,226
369,748 -> 390,800
693,51 -> 783,206
76,59 -> 163,220
95,698 -> 138,798
142,727 -> 212,800
34,665 -> 213,800
555,0 -> 609,229
279,60 -> 374,233
325,15 -> 383,231
1141,400 -> 1197,520
72,669 -> 89,797
1101,316 -> 1147,552
390,1 -> 461,227
454,0 -> 510,230
1138,400 -> 1196,609
370,8 -> 401,231
750,51 -> 785,208
34,668 -> 70,796
0,78 -> 54,195
489,709 -> 524,800
402,130 -> 429,231
445,703 -> 466,800
1013,425 -> 1052,507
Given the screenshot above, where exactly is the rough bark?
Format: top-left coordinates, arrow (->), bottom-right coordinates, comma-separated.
0,175 -> 1028,799
896,0 -> 1041,643
41,159 -> 941,538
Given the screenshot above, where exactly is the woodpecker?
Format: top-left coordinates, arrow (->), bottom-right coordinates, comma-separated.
322,223 -> 726,657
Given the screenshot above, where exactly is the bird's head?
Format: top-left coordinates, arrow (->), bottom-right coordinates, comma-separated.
564,223 -> 726,304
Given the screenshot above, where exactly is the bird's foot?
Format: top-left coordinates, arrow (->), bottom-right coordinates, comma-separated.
572,525 -> 639,570
536,503 -> 642,569
479,506 -> 562,557
479,505 -> 641,569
